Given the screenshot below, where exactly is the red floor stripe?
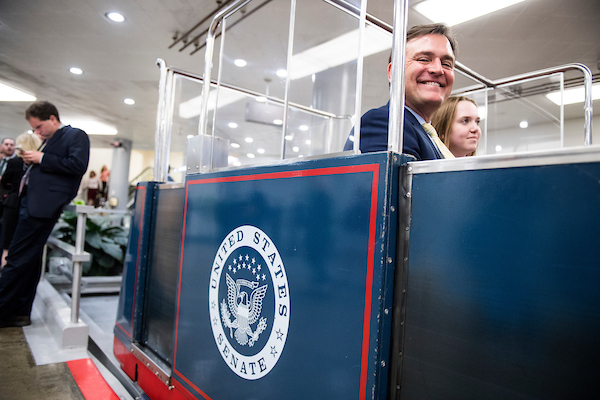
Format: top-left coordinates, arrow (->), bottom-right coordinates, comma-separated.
67,358 -> 120,400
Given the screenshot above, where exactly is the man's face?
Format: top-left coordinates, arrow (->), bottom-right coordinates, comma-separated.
1,139 -> 15,157
396,33 -> 455,121
28,115 -> 60,140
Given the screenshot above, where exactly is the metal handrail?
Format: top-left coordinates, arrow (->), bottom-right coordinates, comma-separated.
455,63 -> 593,146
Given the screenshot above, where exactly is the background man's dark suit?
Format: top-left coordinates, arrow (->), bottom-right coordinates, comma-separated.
0,125 -> 89,323
343,102 -> 442,160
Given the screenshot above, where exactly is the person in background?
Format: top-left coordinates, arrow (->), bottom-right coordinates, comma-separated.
0,100 -> 89,328
0,138 -> 17,252
343,23 -> 457,160
431,96 -> 481,157
100,165 -> 110,198
0,133 -> 42,269
86,170 -> 101,206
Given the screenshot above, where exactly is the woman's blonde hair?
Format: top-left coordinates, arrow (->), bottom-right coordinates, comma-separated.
431,96 -> 478,157
16,132 -> 42,153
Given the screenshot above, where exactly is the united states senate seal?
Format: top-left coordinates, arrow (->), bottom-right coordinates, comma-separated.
209,225 -> 290,379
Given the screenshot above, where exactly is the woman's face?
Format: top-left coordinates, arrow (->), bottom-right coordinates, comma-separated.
449,101 -> 481,157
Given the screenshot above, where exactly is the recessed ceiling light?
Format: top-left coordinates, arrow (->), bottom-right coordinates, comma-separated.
69,67 -> 83,75
234,59 -> 247,67
245,137 -> 253,143
0,82 -> 36,102
276,69 -> 287,78
228,122 -> 238,128
273,119 -> 283,125
519,120 -> 528,129
414,0 -> 526,26
299,125 -> 309,131
292,146 -> 299,152
255,96 -> 267,103
124,98 -> 135,105
187,135 -> 194,139
231,143 -> 240,148
495,145 -> 503,152
106,12 -> 125,22
257,148 -> 265,154
247,153 -> 255,159
285,135 -> 293,141
305,139 -> 311,145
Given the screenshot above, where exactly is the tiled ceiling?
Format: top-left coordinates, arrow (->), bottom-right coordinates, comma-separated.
0,0 -> 598,151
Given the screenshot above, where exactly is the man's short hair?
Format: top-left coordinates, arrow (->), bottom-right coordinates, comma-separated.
389,23 -> 457,63
1,137 -> 15,145
25,100 -> 60,122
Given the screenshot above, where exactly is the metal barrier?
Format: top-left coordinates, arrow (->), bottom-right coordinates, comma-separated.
44,204 -> 130,323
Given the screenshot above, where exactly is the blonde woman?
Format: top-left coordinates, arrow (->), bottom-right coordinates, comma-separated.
1,132 -> 42,268
431,96 -> 481,157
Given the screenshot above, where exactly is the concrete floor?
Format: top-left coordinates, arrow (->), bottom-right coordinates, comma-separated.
0,288 -> 135,400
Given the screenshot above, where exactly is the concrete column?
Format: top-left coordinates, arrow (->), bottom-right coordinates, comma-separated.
108,139 -> 131,210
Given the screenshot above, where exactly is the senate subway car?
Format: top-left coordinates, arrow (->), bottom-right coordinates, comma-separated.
112,0 -> 600,399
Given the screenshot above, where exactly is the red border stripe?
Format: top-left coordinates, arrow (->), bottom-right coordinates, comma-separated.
67,358 -> 120,400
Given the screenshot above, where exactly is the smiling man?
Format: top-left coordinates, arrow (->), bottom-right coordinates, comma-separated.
343,23 -> 457,160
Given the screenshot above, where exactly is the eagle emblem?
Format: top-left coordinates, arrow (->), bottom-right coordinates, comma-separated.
221,273 -> 268,346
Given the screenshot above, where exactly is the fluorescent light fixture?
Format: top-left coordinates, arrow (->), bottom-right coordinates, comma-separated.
519,120 -> 528,129
289,25 -> 392,80
245,137 -> 253,143
63,118 -> 117,135
299,125 -> 309,131
234,59 -> 247,67
0,82 -> 36,102
124,98 -> 135,105
179,87 -> 246,119
414,0 -> 526,26
285,135 -> 293,141
228,122 -> 238,128
273,119 -> 283,125
231,142 -> 240,148
545,83 -> 600,105
255,96 -> 267,103
106,12 -> 125,22
247,153 -> 255,159
257,148 -> 265,154
69,67 -> 83,75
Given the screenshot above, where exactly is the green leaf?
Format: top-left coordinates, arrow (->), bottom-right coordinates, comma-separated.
100,241 -> 124,262
85,231 -> 102,249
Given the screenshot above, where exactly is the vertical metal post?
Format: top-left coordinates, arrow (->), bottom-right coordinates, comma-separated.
155,59 -> 168,182
71,211 -> 87,323
351,0 -> 368,155
281,0 -> 297,160
388,0 -> 409,153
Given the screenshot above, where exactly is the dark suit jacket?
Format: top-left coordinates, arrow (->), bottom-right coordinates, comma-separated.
1,157 -> 25,209
27,125 -> 90,219
343,103 -> 442,161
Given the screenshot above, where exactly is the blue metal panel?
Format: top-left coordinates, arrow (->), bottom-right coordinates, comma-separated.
401,162 -> 600,399
115,182 -> 157,342
172,153 -> 401,400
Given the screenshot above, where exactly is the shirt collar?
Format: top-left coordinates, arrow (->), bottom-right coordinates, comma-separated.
405,106 -> 427,125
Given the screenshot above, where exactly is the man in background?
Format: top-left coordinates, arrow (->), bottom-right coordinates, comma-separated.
343,23 -> 456,160
0,100 -> 89,327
